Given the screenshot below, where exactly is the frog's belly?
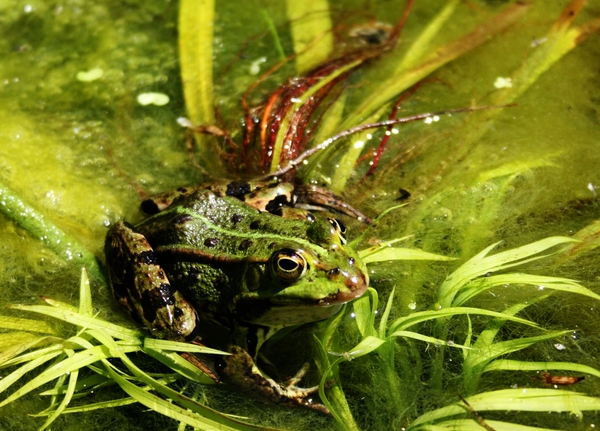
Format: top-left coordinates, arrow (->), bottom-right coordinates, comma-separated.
248,303 -> 343,327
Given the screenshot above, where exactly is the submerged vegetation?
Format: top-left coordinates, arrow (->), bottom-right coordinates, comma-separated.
0,0 -> 600,430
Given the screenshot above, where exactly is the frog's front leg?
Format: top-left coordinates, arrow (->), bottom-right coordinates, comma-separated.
105,221 -> 198,340
221,345 -> 330,414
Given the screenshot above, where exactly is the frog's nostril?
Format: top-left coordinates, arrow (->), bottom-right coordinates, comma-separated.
328,268 -> 341,277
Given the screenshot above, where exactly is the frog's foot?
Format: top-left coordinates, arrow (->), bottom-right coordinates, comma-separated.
293,184 -> 372,224
222,346 -> 329,414
285,362 -> 310,387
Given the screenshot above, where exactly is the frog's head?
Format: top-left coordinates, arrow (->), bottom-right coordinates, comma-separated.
235,217 -> 369,327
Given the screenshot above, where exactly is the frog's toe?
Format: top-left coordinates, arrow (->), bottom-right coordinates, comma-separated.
274,383 -> 329,414
223,346 -> 329,413
285,362 -> 310,387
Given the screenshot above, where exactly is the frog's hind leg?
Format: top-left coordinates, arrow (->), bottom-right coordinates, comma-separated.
105,221 -> 198,341
222,345 -> 330,414
293,184 -> 372,224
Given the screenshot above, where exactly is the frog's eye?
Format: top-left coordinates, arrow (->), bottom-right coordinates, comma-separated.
272,249 -> 308,282
328,218 -> 347,245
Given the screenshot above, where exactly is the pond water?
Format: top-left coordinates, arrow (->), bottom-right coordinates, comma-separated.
1,0 -> 600,430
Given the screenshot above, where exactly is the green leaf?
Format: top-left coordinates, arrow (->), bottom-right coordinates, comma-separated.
39,373 -> 110,397
465,331 -> 570,372
335,2 -> 529,140
78,267 -> 93,317
415,418 -> 560,431
59,397 -> 139,414
378,286 -> 395,339
38,351 -> 79,430
10,304 -> 144,342
0,315 -> 56,335
411,388 -> 600,427
87,329 -> 276,431
437,237 -> 578,308
389,307 -> 538,334
330,335 -> 386,361
490,0 -> 600,108
0,350 -> 63,401
0,345 -> 114,408
286,0 -> 333,73
178,0 -> 215,127
143,338 -> 228,355
143,347 -> 216,385
101,361 -> 248,431
352,288 -> 378,339
361,246 -> 455,264
484,359 -> 600,379
388,331 -> 472,351
0,342 -> 64,368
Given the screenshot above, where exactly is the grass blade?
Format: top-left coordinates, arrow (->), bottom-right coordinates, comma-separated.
417,418 -> 560,431
0,345 -> 112,408
178,0 -> 215,127
389,331 -> 471,351
10,304 -> 143,342
0,316 -> 56,335
484,359 -> 600,379
360,247 -> 455,264
39,352 -> 79,431
337,2 -> 529,133
411,388 -> 600,427
454,273 -> 600,306
437,237 -> 578,307
78,267 -> 93,317
101,361 -> 244,431
0,350 -> 63,401
87,329 -> 278,431
286,0 -> 333,73
143,338 -> 228,355
143,347 -> 216,385
389,307 -> 538,334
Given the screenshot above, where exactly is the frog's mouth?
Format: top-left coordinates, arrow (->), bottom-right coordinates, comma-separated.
244,273 -> 369,327
246,302 -> 345,327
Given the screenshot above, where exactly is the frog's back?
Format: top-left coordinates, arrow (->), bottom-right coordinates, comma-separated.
135,189 -> 326,264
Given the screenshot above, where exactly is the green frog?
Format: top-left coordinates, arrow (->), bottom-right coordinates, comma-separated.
104,180 -> 370,412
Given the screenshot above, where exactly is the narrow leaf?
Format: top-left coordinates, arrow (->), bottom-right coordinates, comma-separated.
389,307 -> 538,334
78,267 -> 93,317
389,330 -> 472,351
0,345 -> 112,408
361,247 -> 455,264
0,316 -> 56,335
484,359 -> 600,379
286,0 -> 333,73
143,338 -> 228,355
143,347 -> 215,385
10,304 -> 144,342
411,388 -> 600,427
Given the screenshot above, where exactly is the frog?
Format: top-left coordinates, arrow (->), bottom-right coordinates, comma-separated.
104,179 -> 370,412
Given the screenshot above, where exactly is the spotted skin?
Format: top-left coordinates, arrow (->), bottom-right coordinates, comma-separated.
105,221 -> 198,340
105,181 -> 369,413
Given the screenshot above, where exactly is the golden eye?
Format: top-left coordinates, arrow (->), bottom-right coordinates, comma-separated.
271,249 -> 308,282
328,218 -> 347,245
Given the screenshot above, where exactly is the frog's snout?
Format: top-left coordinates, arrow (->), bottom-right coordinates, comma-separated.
323,262 -> 369,304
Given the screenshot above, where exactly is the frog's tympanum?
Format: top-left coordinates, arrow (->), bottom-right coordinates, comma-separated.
105,180 -> 369,412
